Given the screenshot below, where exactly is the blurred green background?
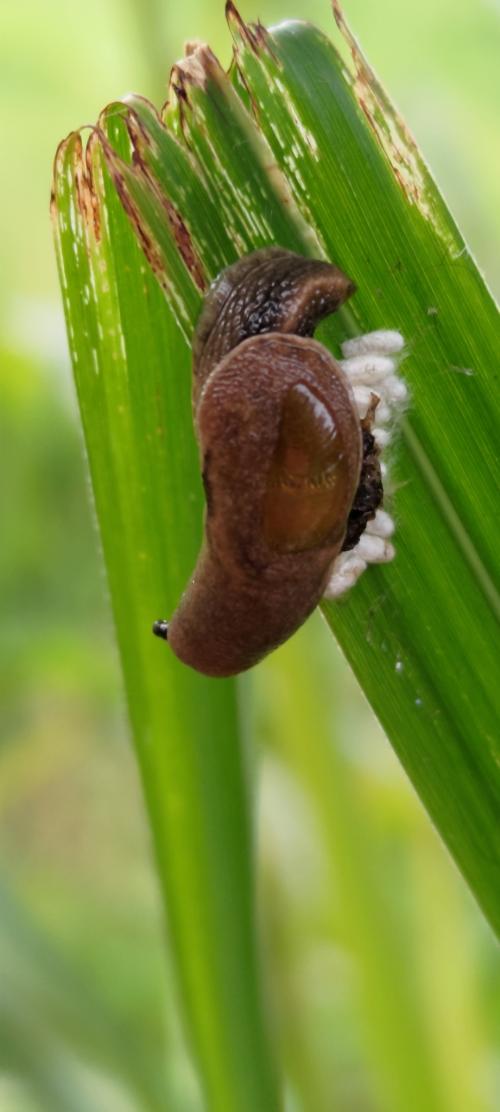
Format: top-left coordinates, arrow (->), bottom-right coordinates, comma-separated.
1,1 -> 499,1109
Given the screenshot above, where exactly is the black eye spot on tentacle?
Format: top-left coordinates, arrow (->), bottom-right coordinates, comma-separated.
152,619 -> 169,640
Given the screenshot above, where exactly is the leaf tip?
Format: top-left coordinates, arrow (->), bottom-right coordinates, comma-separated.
226,1 -> 275,57
171,41 -> 221,98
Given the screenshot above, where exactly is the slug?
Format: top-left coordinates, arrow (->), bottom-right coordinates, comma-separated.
154,248 -> 406,677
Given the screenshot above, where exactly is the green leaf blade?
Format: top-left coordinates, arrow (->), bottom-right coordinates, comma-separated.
52,123 -> 280,1111
225,16 -> 500,931
88,13 -> 500,931
52,13 -> 500,1108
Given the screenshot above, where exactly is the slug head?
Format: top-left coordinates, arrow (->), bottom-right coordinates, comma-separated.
192,247 -> 355,406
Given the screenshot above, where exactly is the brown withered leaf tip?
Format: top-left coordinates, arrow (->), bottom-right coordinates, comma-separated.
52,5 -> 274,300
225,1 -> 273,57
104,152 -> 166,285
171,43 -> 222,94
125,106 -> 155,152
74,133 -> 101,241
51,129 -> 97,240
125,115 -> 206,291
167,45 -> 222,151
163,198 -> 207,292
332,0 -> 423,207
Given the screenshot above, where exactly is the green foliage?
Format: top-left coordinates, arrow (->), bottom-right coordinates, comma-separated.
51,6 -> 499,1107
52,126 -> 278,1109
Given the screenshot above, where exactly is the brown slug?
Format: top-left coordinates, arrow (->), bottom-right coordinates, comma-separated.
153,247 -> 383,678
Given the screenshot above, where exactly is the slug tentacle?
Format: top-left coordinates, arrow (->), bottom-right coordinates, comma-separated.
154,249 -> 407,676
152,619 -> 169,640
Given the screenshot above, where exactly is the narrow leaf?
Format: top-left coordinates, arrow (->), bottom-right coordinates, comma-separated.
52,123 -> 279,1110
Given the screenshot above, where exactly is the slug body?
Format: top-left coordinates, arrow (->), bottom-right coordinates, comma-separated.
161,248 -> 366,677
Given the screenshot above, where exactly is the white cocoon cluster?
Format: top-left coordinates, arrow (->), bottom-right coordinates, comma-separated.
323,330 -> 407,600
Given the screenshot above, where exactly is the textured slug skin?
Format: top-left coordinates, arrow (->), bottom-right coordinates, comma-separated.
165,248 -> 361,677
